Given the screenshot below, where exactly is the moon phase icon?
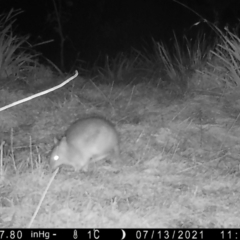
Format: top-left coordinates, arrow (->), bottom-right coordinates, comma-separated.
121,229 -> 126,239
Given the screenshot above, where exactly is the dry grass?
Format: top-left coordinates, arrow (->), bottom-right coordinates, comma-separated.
1,75 -> 240,227
0,9 -> 39,80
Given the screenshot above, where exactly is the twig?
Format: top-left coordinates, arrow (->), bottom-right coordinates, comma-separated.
0,71 -> 78,112
0,141 -> 5,179
27,168 -> 59,228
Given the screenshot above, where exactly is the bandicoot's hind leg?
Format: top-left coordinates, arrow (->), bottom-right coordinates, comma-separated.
111,145 -> 121,162
92,153 -> 109,162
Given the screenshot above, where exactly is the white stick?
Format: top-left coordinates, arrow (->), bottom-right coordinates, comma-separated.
27,168 -> 59,228
0,70 -> 78,112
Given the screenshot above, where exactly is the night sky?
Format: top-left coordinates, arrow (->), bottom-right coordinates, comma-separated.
2,0 -> 240,70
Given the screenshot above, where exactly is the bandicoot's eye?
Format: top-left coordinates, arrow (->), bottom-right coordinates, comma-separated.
53,155 -> 59,161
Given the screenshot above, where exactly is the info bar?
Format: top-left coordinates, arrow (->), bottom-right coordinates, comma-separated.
0,229 -> 237,240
